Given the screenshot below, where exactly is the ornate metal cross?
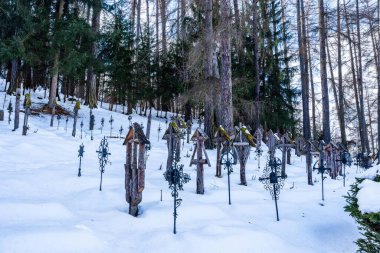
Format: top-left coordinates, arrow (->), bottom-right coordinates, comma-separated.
259,157 -> 287,221
100,117 -> 104,134
77,143 -> 84,177
313,141 -> 331,201
119,125 -> 124,138
157,123 -> 162,142
220,143 -> 238,205
109,115 -> 114,137
7,101 -> 12,124
65,116 -> 69,132
336,150 -> 352,187
128,115 -> 132,127
89,110 -> 95,140
57,114 -> 61,130
163,163 -> 190,234
80,120 -> 84,139
97,136 -> 111,191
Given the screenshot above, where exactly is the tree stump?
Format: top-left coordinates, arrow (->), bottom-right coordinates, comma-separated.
72,101 -> 80,137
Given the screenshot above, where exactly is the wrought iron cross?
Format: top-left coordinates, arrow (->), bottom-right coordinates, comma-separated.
100,117 -> 104,134
259,157 -> 287,221
57,115 -> 61,130
255,147 -> 263,170
109,115 -> 114,137
65,116 -> 69,132
80,120 -> 84,139
77,143 -> 84,177
313,142 -> 331,201
128,115 -> 132,127
119,125 -> 124,138
157,123 -> 162,142
163,163 -> 190,234
97,137 -> 111,191
336,150 -> 352,187
220,143 -> 238,205
7,101 -> 13,124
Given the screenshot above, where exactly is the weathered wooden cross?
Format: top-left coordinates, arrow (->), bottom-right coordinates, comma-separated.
276,133 -> 294,178
234,124 -> 255,186
189,128 -> 211,194
123,123 -> 149,216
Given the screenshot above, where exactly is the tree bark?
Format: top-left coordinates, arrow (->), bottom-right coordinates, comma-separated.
318,0 -> 331,143
253,0 -> 260,130
86,3 -> 101,109
48,0 -> 64,108
355,0 -> 370,154
337,0 -> 347,147
220,0 -> 233,133
159,0 -> 167,57
297,0 -> 312,185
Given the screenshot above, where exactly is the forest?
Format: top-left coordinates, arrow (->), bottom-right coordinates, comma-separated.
1,0 -> 379,155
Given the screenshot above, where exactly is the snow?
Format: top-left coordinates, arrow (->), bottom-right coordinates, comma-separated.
357,179 -> 380,214
0,87 -> 362,253
358,165 -> 380,181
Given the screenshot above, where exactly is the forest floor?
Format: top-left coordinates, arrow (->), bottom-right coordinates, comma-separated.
0,85 -> 366,253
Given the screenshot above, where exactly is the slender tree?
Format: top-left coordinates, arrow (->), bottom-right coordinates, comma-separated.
318,0 -> 331,143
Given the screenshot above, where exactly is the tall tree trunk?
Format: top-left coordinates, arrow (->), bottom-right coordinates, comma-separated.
136,0 -> 142,58
86,3 -> 101,109
318,0 -> 331,143
355,0 -> 370,154
337,0 -> 347,146
297,0 -> 312,185
220,0 -> 233,133
233,0 -> 242,64
344,0 -> 362,152
306,17 -> 317,139
326,33 -> 342,137
253,0 -> 260,130
48,0 -> 65,108
159,0 -> 167,57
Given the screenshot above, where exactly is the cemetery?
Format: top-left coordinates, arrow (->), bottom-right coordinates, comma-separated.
1,85 -> 378,253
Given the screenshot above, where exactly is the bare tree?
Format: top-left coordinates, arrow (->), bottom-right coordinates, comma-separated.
318,0 -> 331,143
48,0 -> 64,108
220,0 -> 233,133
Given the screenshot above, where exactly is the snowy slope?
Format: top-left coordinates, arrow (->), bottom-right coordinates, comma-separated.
0,88 -> 361,253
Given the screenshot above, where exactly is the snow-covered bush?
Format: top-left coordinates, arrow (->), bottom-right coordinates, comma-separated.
345,167 -> 380,253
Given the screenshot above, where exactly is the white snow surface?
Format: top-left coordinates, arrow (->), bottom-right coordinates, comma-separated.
0,88 -> 361,253
357,179 -> 380,214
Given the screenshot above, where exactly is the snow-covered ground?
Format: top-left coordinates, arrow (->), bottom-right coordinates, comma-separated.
0,87 -> 362,253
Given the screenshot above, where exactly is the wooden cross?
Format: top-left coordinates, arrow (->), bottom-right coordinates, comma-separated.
190,128 -> 211,194
276,133 -> 294,178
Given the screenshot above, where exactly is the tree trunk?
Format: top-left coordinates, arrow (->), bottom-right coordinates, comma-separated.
355,0 -> 370,154
253,0 -> 260,130
343,0 -> 363,152
233,0 -> 242,64
86,3 -> 101,109
220,0 -> 233,133
48,0 -> 65,108
159,0 -> 167,57
306,18 -> 317,140
297,0 -> 312,185
318,0 -> 331,143
337,0 -> 347,147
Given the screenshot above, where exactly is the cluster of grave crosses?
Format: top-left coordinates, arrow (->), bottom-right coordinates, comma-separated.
120,116 -> 373,234
1,98 -> 373,234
